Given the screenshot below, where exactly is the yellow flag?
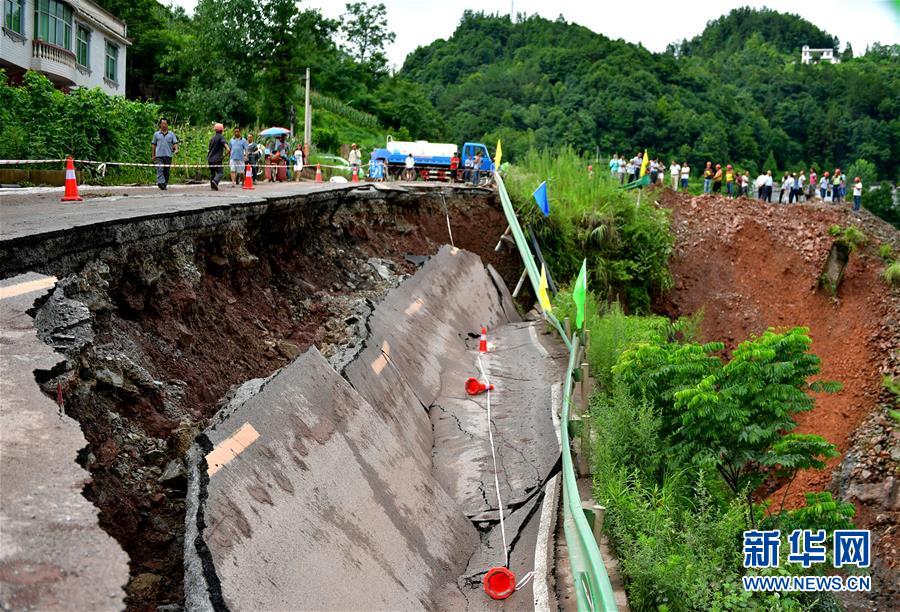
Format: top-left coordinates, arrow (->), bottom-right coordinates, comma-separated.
495,139 -> 503,169
639,149 -> 649,177
538,264 -> 552,312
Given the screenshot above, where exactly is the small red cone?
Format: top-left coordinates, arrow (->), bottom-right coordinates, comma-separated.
352,166 -> 359,183
483,567 -> 516,600
242,163 -> 254,190
465,377 -> 494,396
479,326 -> 488,353
315,164 -> 323,182
61,156 -> 82,202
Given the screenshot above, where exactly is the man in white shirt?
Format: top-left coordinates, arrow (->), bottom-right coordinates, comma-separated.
670,161 -> 681,190
680,163 -> 690,190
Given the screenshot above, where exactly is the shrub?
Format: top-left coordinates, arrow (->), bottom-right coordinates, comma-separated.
885,261 -> 900,287
863,183 -> 899,229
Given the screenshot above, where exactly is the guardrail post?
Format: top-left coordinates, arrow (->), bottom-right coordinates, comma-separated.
580,361 -> 591,410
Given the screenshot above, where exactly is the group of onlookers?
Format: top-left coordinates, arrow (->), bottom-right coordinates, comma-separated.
151,119 -> 306,191
602,151 -> 866,212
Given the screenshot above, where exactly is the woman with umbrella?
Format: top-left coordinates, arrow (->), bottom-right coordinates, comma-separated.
259,127 -> 290,182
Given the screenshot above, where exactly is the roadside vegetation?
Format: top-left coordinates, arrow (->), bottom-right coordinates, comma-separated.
506,147 -> 673,313
507,146 -> 868,609
551,293 -> 854,610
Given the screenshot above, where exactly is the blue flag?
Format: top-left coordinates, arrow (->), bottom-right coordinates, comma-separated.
533,181 -> 550,217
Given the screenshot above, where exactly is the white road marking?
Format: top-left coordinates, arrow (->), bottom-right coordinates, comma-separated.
529,322 -> 550,358
0,276 -> 57,300
533,382 -> 563,610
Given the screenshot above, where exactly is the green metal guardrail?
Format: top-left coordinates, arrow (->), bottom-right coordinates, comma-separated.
494,172 -> 617,612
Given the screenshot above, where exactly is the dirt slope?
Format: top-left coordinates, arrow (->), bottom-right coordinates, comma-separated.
654,190 -> 899,604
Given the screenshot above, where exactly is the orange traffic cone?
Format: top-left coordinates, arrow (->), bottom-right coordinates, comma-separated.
242,163 -> 254,190
61,156 -> 82,202
315,164 -> 322,182
352,166 -> 359,183
479,326 -> 488,353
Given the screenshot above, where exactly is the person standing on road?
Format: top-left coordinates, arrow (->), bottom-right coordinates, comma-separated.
609,154 -> 619,177
703,162 -> 713,193
618,157 -> 627,184
680,162 -> 690,190
246,134 -> 261,182
228,127 -> 248,186
151,118 -> 178,190
796,171 -> 806,202
852,177 -> 863,212
348,143 -> 362,176
808,168 -> 817,200
741,170 -> 751,197
293,143 -> 304,182
207,123 -> 227,191
631,153 -> 642,182
764,170 -> 774,202
404,153 -> 416,181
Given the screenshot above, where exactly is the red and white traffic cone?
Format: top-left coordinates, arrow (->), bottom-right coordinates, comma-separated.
483,567 -> 516,600
315,164 -> 323,182
465,377 -> 495,396
479,326 -> 488,353
61,156 -> 82,202
352,166 -> 359,183
242,163 -> 254,190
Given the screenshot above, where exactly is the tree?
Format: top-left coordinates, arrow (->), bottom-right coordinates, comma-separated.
614,327 -> 841,526
339,2 -> 395,71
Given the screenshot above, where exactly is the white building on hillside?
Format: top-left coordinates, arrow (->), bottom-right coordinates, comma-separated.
801,45 -> 839,65
1,0 -> 129,95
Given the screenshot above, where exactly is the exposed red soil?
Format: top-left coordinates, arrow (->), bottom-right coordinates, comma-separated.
654,190 -> 898,506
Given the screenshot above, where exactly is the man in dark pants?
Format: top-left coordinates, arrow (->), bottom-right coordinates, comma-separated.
207,123 -> 227,190
151,118 -> 178,190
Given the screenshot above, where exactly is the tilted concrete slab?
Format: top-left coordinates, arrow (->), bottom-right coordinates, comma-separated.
184,348 -> 478,611
0,273 -> 128,610
343,245 -> 510,466
185,246 -> 563,610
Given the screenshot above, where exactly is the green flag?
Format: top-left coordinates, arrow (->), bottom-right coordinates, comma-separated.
573,259 -> 587,329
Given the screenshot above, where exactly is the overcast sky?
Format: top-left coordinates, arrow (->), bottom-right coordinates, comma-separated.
169,0 -> 899,69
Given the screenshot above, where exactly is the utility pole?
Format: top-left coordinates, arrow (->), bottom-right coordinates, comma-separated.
304,67 -> 312,159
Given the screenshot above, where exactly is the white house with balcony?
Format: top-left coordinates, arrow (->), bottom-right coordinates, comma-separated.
1,0 -> 128,95
801,45 -> 839,65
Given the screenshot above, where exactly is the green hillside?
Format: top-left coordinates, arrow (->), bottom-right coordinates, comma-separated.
401,8 -> 900,178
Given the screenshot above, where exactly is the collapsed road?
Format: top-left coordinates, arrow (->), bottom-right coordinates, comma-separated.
0,182 -> 569,610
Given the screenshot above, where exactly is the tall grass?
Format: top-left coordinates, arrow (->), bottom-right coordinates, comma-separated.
506,147 -> 673,313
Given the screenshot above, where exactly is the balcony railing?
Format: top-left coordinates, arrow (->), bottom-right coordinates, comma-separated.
32,39 -> 76,69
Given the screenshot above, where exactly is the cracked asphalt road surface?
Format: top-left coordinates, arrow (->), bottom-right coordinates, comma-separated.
431,320 -> 565,610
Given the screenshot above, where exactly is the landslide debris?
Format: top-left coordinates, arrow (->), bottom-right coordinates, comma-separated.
655,190 -> 899,609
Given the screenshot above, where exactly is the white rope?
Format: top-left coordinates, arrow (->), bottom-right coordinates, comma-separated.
440,192 -> 455,247
515,570 -> 536,591
0,158 -> 353,170
476,352 -> 508,568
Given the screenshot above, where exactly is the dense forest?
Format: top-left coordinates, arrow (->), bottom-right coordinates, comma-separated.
55,3 -> 900,180
402,8 -> 900,178
92,0 -> 444,141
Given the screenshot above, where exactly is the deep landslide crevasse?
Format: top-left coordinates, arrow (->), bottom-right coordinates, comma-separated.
28,187 -> 520,611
